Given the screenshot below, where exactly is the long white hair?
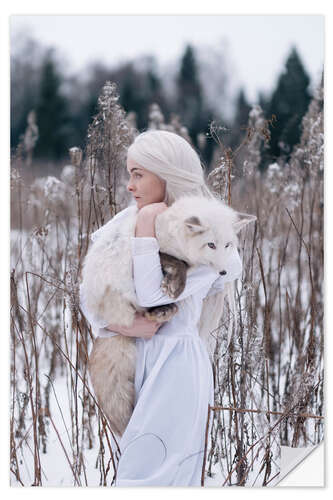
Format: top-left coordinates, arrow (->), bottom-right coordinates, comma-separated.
127,130 -> 236,357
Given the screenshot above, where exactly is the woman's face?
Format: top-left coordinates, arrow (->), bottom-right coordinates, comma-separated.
126,157 -> 166,209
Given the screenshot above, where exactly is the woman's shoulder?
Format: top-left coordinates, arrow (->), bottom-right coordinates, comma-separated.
91,204 -> 137,242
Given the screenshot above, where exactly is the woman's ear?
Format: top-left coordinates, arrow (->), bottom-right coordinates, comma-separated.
233,212 -> 257,234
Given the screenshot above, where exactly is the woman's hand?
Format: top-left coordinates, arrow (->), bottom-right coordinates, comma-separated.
106,312 -> 163,340
138,202 -> 168,218
135,202 -> 168,237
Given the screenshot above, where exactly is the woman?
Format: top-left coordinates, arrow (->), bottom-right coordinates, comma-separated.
82,130 -> 242,486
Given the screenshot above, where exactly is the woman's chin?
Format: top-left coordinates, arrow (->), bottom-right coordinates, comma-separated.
136,199 -> 149,208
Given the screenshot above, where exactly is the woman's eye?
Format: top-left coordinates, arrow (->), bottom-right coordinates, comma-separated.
208,242 -> 216,249
135,173 -> 142,178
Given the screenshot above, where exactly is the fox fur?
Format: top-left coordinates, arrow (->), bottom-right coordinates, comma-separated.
81,195 -> 256,437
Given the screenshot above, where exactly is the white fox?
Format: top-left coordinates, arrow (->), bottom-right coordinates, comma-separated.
80,195 -> 256,436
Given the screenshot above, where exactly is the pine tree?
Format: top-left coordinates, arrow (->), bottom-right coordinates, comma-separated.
10,35 -> 44,152
120,64 -> 145,129
119,60 -> 167,131
267,46 -> 311,161
176,44 -> 215,166
176,45 -> 203,126
35,49 -> 70,160
230,89 -> 252,150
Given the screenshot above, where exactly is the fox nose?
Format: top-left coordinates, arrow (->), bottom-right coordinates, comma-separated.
220,270 -> 227,276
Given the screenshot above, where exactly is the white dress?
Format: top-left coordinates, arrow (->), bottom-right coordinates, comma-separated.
80,207 -> 241,487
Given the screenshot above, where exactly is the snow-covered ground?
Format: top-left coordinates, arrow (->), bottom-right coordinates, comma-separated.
10,182 -> 323,486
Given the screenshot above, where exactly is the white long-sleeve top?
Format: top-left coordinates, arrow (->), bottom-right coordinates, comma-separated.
130,237 -> 229,307
79,206 -> 242,339
81,249 -> 241,341
127,236 -> 240,340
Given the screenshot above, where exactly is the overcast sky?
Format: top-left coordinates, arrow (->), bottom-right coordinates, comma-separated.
10,15 -> 324,102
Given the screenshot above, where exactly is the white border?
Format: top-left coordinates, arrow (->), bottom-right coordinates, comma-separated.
2,1 -> 330,498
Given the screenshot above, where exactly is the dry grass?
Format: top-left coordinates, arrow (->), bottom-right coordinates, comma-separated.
10,81 -> 324,486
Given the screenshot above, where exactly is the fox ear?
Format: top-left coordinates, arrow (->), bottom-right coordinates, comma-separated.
233,212 -> 257,234
184,216 -> 207,234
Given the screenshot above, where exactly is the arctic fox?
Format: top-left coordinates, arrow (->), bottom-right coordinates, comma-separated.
81,195 -> 256,436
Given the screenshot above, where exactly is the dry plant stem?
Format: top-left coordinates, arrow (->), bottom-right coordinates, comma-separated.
227,152 -> 232,205
53,337 -> 120,478
15,301 -> 121,469
51,336 -> 121,453
221,398 -> 316,486
241,445 -> 261,486
24,272 -> 43,485
210,406 -> 323,420
10,81 -> 323,486
10,322 -> 24,485
285,206 -> 316,362
256,247 -> 271,361
100,415 -> 118,486
45,375 -> 74,454
201,404 -> 212,486
48,414 -> 82,486
231,346 -> 246,484
12,316 -> 41,485
263,359 -> 271,485
201,399 -> 323,486
208,122 -> 234,205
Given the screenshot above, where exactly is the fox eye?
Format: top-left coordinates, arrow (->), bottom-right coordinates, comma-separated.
225,242 -> 232,248
208,242 -> 216,249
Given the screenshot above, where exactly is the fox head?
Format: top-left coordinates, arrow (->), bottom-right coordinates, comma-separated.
155,195 -> 256,278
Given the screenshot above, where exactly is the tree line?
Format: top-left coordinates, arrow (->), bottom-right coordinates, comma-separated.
11,34 -> 315,171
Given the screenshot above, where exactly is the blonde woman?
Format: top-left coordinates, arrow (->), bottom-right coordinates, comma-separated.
82,130 -> 243,486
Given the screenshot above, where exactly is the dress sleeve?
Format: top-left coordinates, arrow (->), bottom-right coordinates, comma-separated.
131,236 -> 218,307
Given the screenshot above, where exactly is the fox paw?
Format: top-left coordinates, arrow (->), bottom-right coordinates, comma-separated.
161,275 -> 184,299
144,303 -> 178,323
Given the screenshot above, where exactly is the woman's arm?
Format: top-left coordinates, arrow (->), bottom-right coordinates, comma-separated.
131,238 -> 218,307
106,312 -> 162,339
135,202 -> 167,237
102,205 -> 169,337
132,203 -> 243,306
132,203 -> 219,307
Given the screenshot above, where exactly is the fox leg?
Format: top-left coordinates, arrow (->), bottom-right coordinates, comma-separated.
159,252 -> 189,299
142,253 -> 189,322
144,303 -> 179,322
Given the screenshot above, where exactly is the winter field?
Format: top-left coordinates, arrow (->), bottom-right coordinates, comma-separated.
10,82 -> 324,487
